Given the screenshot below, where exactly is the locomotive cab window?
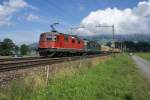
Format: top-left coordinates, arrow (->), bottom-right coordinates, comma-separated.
47,37 -> 52,41
40,34 -> 45,39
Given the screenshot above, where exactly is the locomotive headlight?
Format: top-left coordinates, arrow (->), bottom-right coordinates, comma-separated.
71,36 -> 75,39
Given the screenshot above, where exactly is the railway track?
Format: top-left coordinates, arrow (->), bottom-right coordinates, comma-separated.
0,54 -> 109,72
0,57 -> 43,62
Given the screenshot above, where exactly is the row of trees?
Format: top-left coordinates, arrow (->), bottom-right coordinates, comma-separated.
107,41 -> 150,52
0,38 -> 30,56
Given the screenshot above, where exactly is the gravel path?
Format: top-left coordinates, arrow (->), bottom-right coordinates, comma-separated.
132,55 -> 150,80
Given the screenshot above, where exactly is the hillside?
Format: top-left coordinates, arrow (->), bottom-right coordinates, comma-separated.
83,34 -> 150,43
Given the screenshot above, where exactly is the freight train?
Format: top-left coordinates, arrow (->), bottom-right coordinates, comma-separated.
38,31 -> 101,57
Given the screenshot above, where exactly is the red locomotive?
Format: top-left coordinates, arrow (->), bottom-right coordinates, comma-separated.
38,24 -> 101,57
38,32 -> 85,57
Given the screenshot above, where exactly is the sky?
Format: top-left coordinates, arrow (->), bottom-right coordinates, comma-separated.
0,0 -> 149,44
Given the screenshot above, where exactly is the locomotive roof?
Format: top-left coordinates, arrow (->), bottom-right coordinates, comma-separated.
42,32 -> 82,39
41,32 -> 100,44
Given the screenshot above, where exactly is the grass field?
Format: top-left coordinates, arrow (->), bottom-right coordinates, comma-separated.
136,52 -> 150,60
0,54 -> 150,100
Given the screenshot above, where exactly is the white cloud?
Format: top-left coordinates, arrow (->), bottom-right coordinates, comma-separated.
78,0 -> 150,36
26,14 -> 39,21
0,0 -> 33,26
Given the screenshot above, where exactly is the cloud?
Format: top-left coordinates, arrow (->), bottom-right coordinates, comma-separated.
78,0 -> 150,36
0,0 -> 33,26
26,14 -> 39,21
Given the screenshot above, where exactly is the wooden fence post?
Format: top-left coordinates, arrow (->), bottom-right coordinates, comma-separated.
46,65 -> 50,84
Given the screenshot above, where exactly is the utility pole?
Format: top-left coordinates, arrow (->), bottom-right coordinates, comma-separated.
121,41 -> 124,53
112,24 -> 115,44
96,24 -> 115,56
112,24 -> 115,54
121,41 -> 123,52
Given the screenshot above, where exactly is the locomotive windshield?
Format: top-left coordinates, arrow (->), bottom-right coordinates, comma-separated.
47,35 -> 56,41
40,34 -> 45,39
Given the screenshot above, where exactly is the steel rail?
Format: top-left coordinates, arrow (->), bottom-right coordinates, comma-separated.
0,57 -> 43,63
0,54 -> 109,72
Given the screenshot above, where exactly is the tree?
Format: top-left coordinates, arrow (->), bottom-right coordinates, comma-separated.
0,41 -> 2,55
20,44 -> 30,55
14,45 -> 20,55
0,38 -> 15,56
114,41 -> 150,52
106,42 -> 111,47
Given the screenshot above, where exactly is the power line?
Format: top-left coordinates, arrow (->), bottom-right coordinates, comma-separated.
96,24 -> 116,56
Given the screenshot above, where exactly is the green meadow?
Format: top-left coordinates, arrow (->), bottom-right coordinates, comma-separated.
0,54 -> 150,100
136,52 -> 150,60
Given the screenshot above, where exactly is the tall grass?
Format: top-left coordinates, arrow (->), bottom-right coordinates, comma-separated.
0,54 -> 150,100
